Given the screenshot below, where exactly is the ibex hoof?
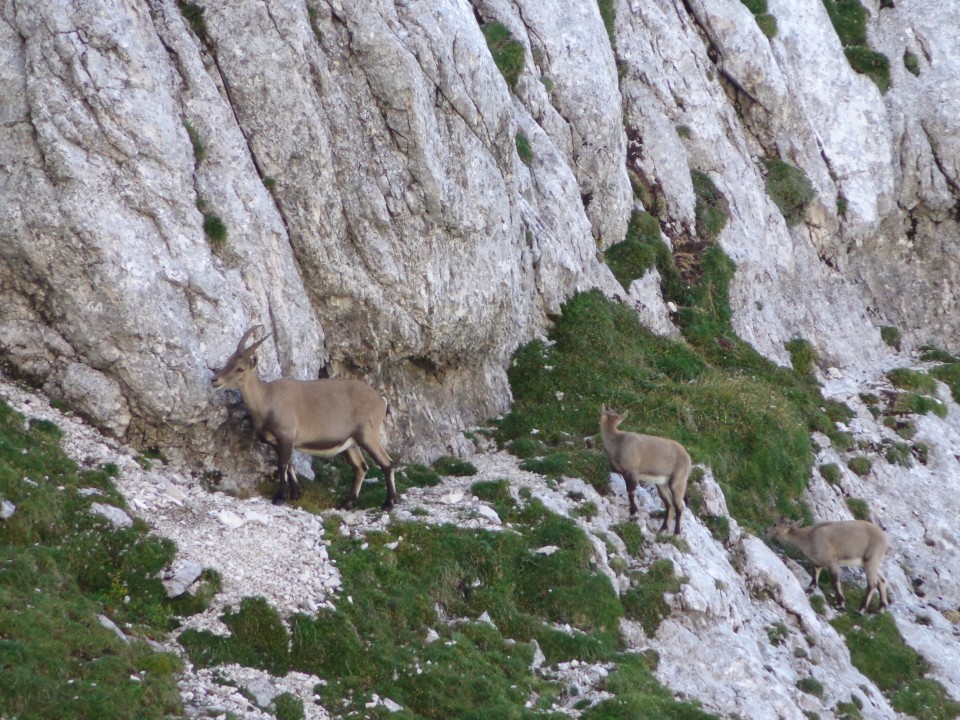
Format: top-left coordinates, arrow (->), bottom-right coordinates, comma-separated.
337,499 -> 355,511
272,496 -> 288,506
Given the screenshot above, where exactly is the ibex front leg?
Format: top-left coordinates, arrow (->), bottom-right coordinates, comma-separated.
274,439 -> 302,504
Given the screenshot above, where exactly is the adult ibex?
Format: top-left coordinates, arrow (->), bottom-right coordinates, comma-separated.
211,327 -> 398,510
771,519 -> 889,613
599,406 -> 691,534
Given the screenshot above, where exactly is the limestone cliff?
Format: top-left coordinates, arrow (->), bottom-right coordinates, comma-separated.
1,0 -> 958,477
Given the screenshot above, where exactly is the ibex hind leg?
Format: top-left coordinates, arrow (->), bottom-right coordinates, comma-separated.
359,438 -> 397,510
655,484 -> 673,534
337,446 -> 368,511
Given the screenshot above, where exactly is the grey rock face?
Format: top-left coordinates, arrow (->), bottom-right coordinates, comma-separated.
1,0 -> 958,484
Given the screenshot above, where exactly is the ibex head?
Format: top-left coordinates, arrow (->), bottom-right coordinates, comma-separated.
211,326 -> 271,389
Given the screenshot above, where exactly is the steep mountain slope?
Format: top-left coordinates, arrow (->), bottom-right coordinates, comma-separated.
2,0 -> 958,474
2,2 -> 960,716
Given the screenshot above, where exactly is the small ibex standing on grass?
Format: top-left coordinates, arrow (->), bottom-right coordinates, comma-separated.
771,519 -> 889,613
211,327 -> 398,510
599,406 -> 691,534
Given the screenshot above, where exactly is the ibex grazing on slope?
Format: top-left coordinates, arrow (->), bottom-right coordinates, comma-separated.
211,327 -> 398,510
599,406 -> 691,534
771,519 -> 889,613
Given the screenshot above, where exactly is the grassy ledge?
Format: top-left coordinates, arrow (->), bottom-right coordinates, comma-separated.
0,399 -> 194,720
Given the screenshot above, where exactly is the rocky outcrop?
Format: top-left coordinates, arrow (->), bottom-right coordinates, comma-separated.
1,0 -> 958,480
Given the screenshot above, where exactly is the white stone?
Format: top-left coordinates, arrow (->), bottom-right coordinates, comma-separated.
90,503 -> 133,528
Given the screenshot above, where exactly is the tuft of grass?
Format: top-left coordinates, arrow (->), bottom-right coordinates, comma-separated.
845,497 -> 871,521
929,362 -> 960,403
203,212 -> 228,245
740,0 -> 778,38
886,368 -> 938,395
884,441 -> 912,467
515,132 -> 533,165
481,21 -> 525,91
180,596 -> 289,675
183,120 -> 206,163
832,611 -> 960,719
821,0 -> 890,92
597,0 -> 616,49
621,559 -> 683,637
0,400 -> 188,720
272,693 -> 304,720
797,677 -> 825,698
889,391 -> 947,418
845,47 -> 891,93
603,211 -> 680,294
785,337 -> 819,375
820,463 -> 841,485
767,622 -> 789,646
177,1 -> 216,54
612,522 -> 645,557
847,456 -> 871,477
433,455 -> 478,476
763,157 -> 815,226
903,50 -> 920,76
691,170 -> 729,241
880,325 -> 902,351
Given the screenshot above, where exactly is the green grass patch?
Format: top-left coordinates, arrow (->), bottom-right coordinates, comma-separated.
821,0 -> 890,92
740,0 -> 778,38
597,0 -> 616,49
929,362 -> 960,403
259,457 -> 443,512
845,497 -> 870,521
181,506 -> 630,716
497,285 -> 842,533
203,212 -> 227,245
763,157 -> 814,226
886,368 -> 938,395
579,651 -> 718,719
904,49 -> 921,77
612,522 -> 645,557
847,456 -> 871,477
433,455 -> 478,476
845,46 -> 891,93
691,170 -> 729,241
879,326 -> 901,351
832,611 -> 960,719
820,463 -> 841,485
516,132 -> 533,165
604,211 -> 673,291
183,120 -> 206,163
785,337 -> 819,375
888,391 -> 947,418
621,560 -> 683,637
177,1 -> 212,47
0,400 -> 189,720
482,21 -> 525,91
797,676 -> 824,698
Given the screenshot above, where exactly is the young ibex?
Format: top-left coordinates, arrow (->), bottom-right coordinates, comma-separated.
771,519 -> 889,613
211,327 -> 398,510
599,406 -> 691,534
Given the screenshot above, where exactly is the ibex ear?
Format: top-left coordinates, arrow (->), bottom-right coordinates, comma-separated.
250,354 -> 259,367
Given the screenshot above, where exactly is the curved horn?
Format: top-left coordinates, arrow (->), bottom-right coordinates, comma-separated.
235,325 -> 262,353
243,332 -> 271,357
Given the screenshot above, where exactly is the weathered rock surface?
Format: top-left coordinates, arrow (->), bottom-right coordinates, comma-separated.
3,0 -> 957,483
